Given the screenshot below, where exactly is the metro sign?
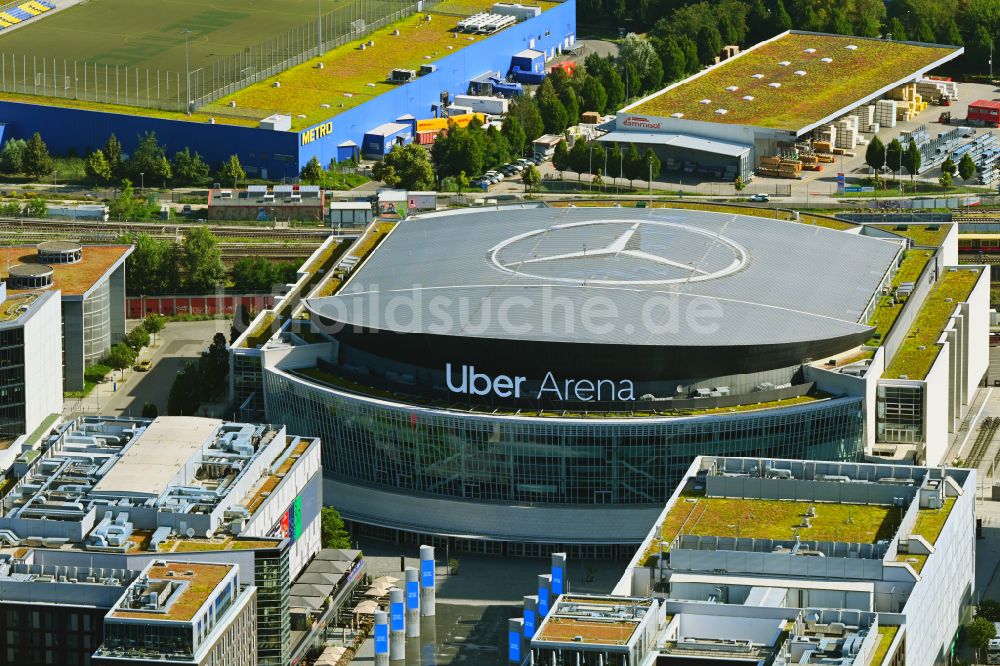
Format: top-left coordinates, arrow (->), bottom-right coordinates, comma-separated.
622,115 -> 663,129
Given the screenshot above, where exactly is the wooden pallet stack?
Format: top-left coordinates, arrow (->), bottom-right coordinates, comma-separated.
834,117 -> 859,149
886,83 -> 927,121
799,154 -> 823,171
875,100 -> 897,128
916,77 -> 958,101
756,155 -> 803,179
811,141 -> 836,162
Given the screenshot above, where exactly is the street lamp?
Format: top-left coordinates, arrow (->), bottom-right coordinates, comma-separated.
140,172 -> 144,195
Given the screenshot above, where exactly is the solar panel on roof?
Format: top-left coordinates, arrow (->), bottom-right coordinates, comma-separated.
247,185 -> 268,193
274,185 -> 294,193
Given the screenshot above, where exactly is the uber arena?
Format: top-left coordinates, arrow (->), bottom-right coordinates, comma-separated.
251,205 -> 989,556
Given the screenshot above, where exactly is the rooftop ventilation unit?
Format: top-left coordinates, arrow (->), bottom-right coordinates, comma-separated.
742,95 -> 754,101
671,112 -> 684,118
794,70 -> 806,76
804,48 -> 816,53
846,44 -> 858,50
751,73 -> 764,79
714,108 -> 728,115
778,60 -> 790,66
820,57 -> 833,63
768,82 -> 781,88
699,98 -> 711,104
725,85 -> 738,91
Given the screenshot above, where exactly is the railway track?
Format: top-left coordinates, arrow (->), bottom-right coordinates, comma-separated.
0,216 -> 336,240
967,416 -> 1000,468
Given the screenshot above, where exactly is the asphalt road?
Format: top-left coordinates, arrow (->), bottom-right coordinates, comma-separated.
63,319 -> 231,419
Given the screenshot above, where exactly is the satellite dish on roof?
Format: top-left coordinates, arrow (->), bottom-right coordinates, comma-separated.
186,528 -> 195,538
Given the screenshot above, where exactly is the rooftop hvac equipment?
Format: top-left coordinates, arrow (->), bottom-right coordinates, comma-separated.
725,85 -> 738,92
751,73 -> 764,79
820,57 -> 833,63
699,98 -> 711,104
804,48 -> 816,53
846,44 -> 858,50
778,60 -> 790,66
420,64 -> 437,75
389,69 -> 417,84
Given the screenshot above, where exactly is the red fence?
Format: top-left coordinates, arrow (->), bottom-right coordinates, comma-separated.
127,294 -> 277,318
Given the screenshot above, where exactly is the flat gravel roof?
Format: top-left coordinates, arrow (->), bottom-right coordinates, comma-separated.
307,206 -> 901,347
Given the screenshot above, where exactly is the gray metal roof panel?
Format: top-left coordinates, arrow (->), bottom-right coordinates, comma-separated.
599,131 -> 752,157
307,207 -> 899,347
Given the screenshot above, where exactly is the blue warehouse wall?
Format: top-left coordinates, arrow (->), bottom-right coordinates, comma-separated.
297,0 -> 576,168
0,101 -> 302,181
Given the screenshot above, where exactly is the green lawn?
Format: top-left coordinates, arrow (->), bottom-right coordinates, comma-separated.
64,363 -> 112,398
884,268 -> 983,380
867,250 -> 933,344
872,224 -> 952,247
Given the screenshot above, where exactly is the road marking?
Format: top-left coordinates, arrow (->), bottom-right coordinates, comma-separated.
957,387 -> 993,458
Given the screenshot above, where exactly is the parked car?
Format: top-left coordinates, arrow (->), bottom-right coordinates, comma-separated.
134,359 -> 152,372
748,193 -> 770,202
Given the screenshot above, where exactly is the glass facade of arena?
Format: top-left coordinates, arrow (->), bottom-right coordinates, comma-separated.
82,281 -> 111,367
264,368 -> 866,507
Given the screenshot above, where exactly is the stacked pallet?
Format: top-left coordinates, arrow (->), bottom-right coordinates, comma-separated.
886,83 -> 927,121
875,100 -> 897,128
833,117 -> 858,149
816,126 -> 837,146
799,154 -> 823,171
812,140 -> 836,162
916,77 -> 958,101
756,156 -> 803,179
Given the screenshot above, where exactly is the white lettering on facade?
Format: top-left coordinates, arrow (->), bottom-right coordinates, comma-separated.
445,364 -> 631,402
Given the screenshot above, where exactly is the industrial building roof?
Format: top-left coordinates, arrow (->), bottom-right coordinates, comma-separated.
599,131 -> 751,157
306,206 -> 901,347
0,244 -> 131,297
110,561 -> 235,622
626,31 -> 963,132
92,417 -> 223,497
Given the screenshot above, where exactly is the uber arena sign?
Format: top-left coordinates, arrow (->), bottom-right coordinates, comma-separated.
445,363 -> 634,402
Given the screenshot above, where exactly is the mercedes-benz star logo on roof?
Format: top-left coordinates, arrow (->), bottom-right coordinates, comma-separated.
487,219 -> 748,285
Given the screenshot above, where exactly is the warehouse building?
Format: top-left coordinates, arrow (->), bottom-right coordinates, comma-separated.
607,31 -> 963,181
0,242 -> 131,392
207,186 -> 326,223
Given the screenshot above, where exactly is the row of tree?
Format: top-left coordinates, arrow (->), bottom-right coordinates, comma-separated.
864,136 -> 980,188
86,132 -> 245,187
167,332 -> 230,416
104,314 -> 166,379
0,133 -> 53,178
553,140 -> 662,186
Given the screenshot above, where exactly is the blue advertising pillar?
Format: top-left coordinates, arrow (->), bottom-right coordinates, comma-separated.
389,587 -> 405,661
551,552 -> 566,596
523,595 -> 538,639
420,544 -> 436,616
374,610 -> 389,666
537,574 -> 552,618
405,566 -> 420,638
508,617 -> 525,664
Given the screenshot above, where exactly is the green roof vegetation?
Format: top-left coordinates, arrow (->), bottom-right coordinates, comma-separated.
641,492 -> 898,564
884,268 -> 982,379
872,626 -> 899,666
24,413 -> 60,446
873,224 -> 952,247
867,250 -> 933,344
911,496 -> 955,545
219,0 -> 553,130
895,551 -> 928,572
631,32 -> 959,130
0,293 -> 37,322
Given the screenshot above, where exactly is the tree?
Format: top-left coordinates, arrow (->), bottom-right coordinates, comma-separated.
172,147 -> 210,185
142,313 -> 166,346
455,170 -> 469,193
141,402 -> 158,419
0,201 -> 20,217
696,24 -> 723,65
580,76 -> 608,115
959,152 -> 977,184
109,179 -> 158,221
939,170 -> 953,188
569,140 -> 590,181
24,197 -> 47,218
886,138 -> 904,180
552,140 -> 570,177
774,0 -> 792,31
106,342 -> 137,380
183,227 -> 226,292
968,616 -> 996,659
85,149 -> 113,183
23,132 -> 53,178
232,256 -> 281,292
501,115 -> 527,157
603,68 -> 625,110
591,143 -> 606,175
734,176 -> 747,192
0,138 -> 26,174
624,143 -> 643,187
644,148 -> 661,183
124,132 -> 170,184
608,142 -> 623,183
509,96 -> 544,145
977,599 -> 1000,623
201,332 -> 230,399
522,164 -> 541,193
125,326 -> 150,351
619,34 -> 660,94
941,156 -> 957,176
217,154 -> 246,188
539,94 -> 569,134
865,136 -> 886,185
126,233 -> 179,295
300,156 -> 324,184
902,141 -> 922,185
103,133 -> 123,177
167,361 -> 201,415
373,144 -> 435,190
321,507 -> 352,548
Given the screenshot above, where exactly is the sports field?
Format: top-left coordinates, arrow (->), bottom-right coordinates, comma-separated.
0,0 -> 369,70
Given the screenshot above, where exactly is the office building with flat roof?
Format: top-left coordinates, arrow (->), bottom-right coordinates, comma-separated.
551,455 -> 974,666
0,242 -> 131,391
